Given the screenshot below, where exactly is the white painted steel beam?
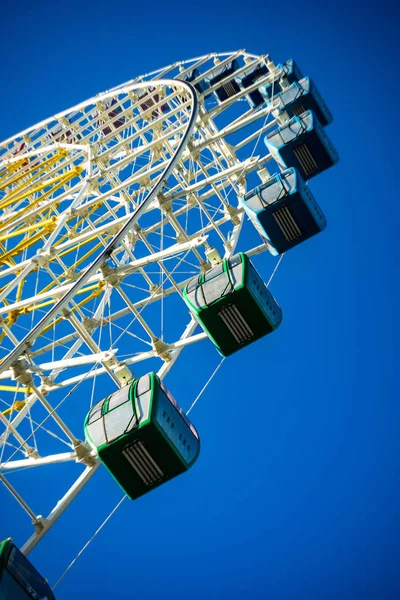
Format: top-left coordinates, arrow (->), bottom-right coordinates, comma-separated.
21,462 -> 100,556
0,451 -> 77,470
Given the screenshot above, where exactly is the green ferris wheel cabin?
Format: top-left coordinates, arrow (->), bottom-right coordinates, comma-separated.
183,252 -> 282,357
84,373 -> 200,500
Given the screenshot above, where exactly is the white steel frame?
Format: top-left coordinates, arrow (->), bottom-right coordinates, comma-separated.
0,51 -> 287,553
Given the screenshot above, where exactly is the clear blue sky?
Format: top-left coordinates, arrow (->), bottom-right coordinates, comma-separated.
1,0 -> 398,599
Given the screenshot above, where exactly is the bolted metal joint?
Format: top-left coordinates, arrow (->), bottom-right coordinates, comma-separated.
11,360 -> 34,387
114,364 -> 134,386
32,251 -> 51,268
82,317 -> 99,332
26,446 -> 40,459
205,247 -> 222,267
32,515 -> 49,534
61,306 -> 72,319
157,192 -> 172,213
152,338 -> 171,361
100,263 -> 120,286
224,204 -> 241,225
74,441 -> 97,467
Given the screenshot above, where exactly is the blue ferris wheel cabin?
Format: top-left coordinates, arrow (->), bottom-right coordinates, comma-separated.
0,538 -> 55,599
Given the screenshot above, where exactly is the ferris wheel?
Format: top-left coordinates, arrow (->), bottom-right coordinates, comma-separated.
0,50 -> 338,597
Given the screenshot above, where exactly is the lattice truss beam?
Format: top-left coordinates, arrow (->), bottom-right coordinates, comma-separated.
0,51 -> 286,550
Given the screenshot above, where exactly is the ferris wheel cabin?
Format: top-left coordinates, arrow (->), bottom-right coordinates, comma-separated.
209,59 -> 241,102
0,538 -> 55,600
265,111 -> 339,180
182,67 -> 211,96
239,63 -> 270,107
84,373 -> 200,500
258,59 -> 303,101
49,118 -> 81,143
137,88 -> 169,119
280,59 -> 304,84
270,78 -> 333,127
242,168 -> 327,254
183,253 -> 282,357
100,98 -> 126,136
